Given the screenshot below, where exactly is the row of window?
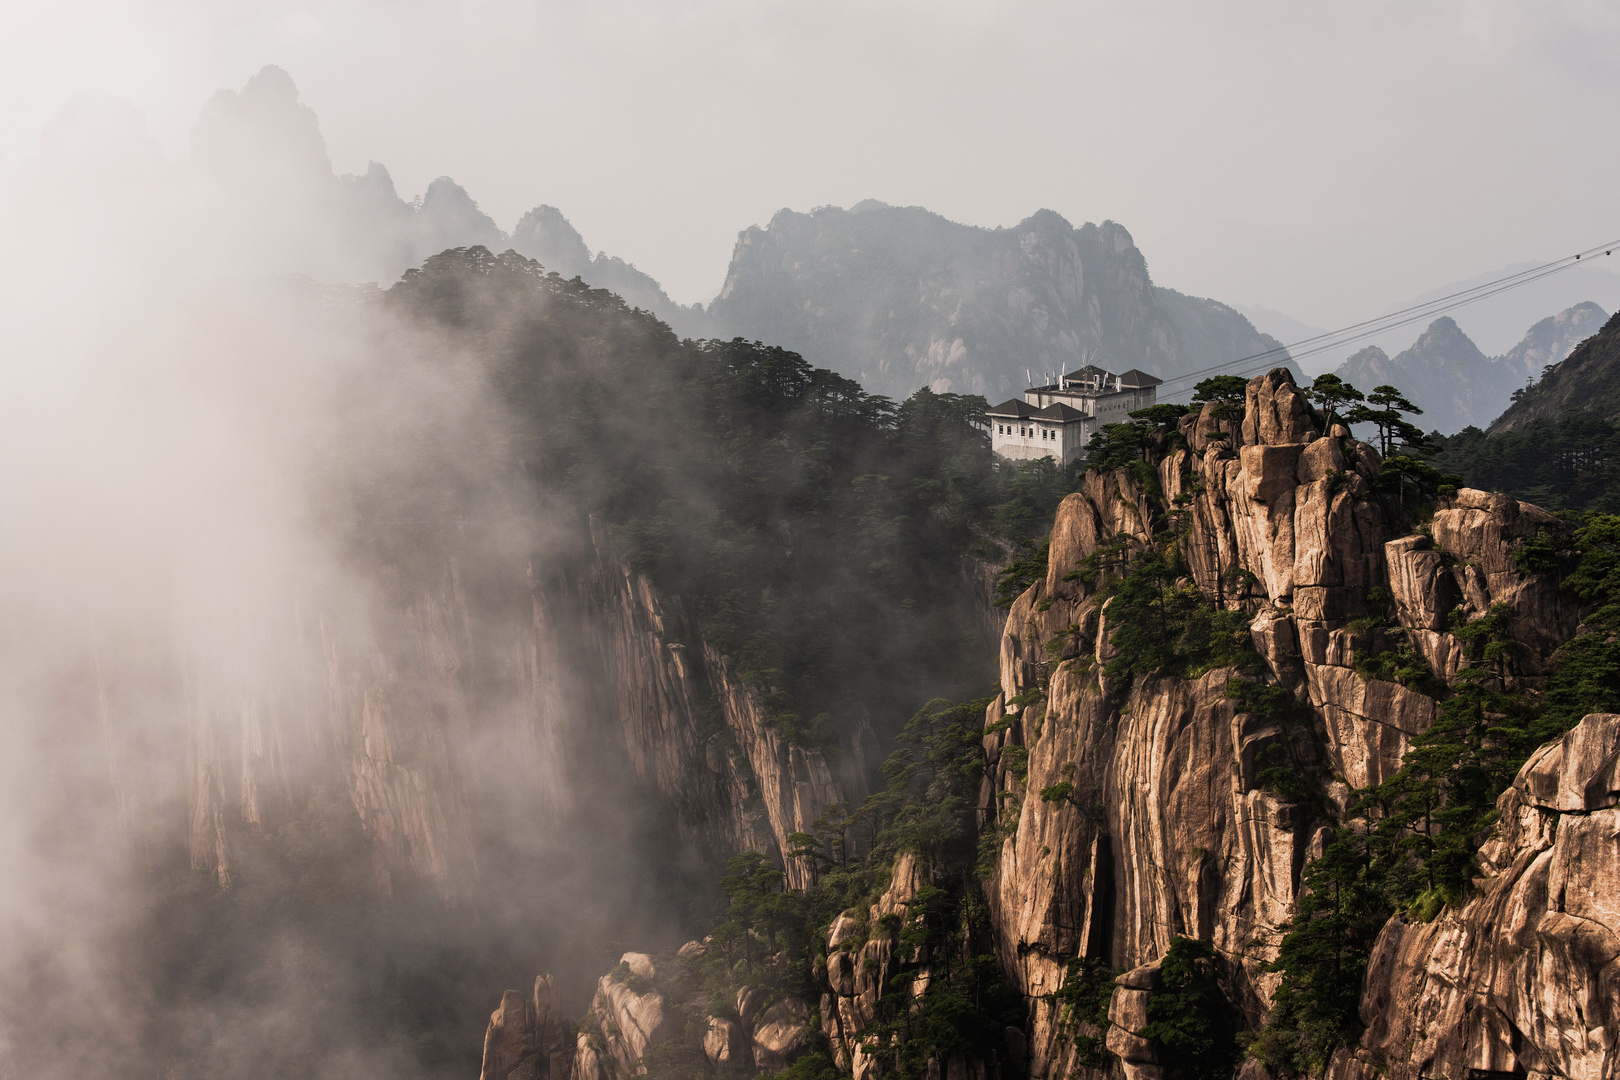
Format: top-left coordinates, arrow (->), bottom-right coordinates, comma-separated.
995,424 -> 1061,440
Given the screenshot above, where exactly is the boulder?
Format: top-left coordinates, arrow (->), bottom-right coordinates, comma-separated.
703,1015 -> 746,1065
751,996 -> 812,1072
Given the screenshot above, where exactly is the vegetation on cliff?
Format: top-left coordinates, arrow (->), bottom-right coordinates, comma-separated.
380,245 -> 1076,747
1259,524 -> 1620,1074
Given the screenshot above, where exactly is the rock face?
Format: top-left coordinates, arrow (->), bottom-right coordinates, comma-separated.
182,512 -> 858,914
821,852 -> 932,1074
705,201 -> 1285,401
479,975 -> 573,1080
583,954 -> 669,1074
979,368 -> 1581,1078
1333,713 -> 1620,1080
1386,489 -> 1580,682
571,517 -> 854,888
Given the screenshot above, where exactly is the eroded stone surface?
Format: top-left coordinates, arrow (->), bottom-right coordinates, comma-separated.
1333,715 -> 1620,1080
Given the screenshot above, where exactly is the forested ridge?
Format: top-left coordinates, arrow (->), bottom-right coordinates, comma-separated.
377,244 -> 1083,744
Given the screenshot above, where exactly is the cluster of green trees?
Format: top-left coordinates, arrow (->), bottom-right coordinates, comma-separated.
1433,413 -> 1620,514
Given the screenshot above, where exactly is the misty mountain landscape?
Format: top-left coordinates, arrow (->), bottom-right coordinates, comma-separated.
4,11 -> 1620,1080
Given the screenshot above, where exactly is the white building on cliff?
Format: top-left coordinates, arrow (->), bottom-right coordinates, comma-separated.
986,365 -> 1162,466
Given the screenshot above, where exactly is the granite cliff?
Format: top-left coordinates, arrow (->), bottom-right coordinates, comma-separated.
476,368 -> 1620,1080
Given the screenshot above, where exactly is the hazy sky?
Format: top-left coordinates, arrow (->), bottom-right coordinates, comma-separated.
2,0 -> 1617,324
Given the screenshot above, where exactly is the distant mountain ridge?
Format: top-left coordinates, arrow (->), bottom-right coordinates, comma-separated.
137,69 -> 1288,400
1335,302 -> 1608,434
81,64 -> 1610,411
705,201 -> 1286,401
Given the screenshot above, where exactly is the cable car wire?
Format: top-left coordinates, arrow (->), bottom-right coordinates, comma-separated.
1154,240 -> 1620,394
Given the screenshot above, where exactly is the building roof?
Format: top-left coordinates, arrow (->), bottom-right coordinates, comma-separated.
1117,368 -> 1163,387
986,398 -> 1038,418
1063,365 -> 1112,384
1032,402 -> 1087,421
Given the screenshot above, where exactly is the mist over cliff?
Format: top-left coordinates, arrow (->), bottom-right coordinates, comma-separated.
10,59 -> 1620,1080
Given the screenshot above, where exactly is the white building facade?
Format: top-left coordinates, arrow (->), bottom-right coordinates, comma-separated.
986,365 -> 1162,466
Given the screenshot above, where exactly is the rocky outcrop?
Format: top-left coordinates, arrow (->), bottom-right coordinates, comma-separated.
479,975 -> 573,1080
1386,489 -> 1580,681
981,368 -> 1577,1078
822,852 -> 930,1075
584,953 -> 669,1074
1332,713 -> 1620,1080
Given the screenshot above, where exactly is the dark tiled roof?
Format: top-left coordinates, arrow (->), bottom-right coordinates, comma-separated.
1033,402 -> 1087,421
986,398 -> 1038,418
1063,364 -> 1112,383
1117,368 -> 1163,387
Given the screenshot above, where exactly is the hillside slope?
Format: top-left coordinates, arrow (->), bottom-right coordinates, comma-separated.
1488,307 -> 1620,431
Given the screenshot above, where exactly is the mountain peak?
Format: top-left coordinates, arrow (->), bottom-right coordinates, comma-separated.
241,64 -> 300,106
1405,316 -> 1487,368
510,205 -> 592,278
190,65 -> 332,181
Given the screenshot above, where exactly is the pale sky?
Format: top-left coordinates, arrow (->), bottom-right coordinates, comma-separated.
1,0 -> 1617,325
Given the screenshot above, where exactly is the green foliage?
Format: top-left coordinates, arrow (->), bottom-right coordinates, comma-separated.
1431,412 -> 1620,515
996,538 -> 1050,607
1142,938 -> 1240,1080
1131,403 -> 1196,428
768,1051 -> 843,1080
712,852 -> 810,980
1048,956 -> 1118,1066
1084,420 -> 1153,470
1192,376 -> 1250,404
1254,828 -> 1388,1075
1304,374 -> 1364,426
1192,376 -> 1249,424
1100,547 -> 1257,684
1347,385 -> 1430,458
1373,454 -> 1461,524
